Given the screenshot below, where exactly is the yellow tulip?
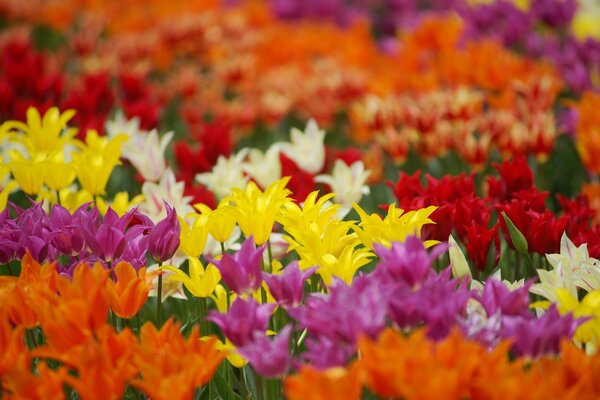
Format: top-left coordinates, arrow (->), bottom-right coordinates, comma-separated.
352,203 -> 437,249
72,130 -> 127,196
44,152 -> 77,191
7,151 -> 47,195
223,177 -> 292,245
2,107 -> 77,155
163,258 -> 221,298
0,181 -> 17,211
97,192 -> 144,216
178,214 -> 210,257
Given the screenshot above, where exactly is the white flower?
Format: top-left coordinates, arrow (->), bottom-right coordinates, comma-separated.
530,233 -> 600,301
106,111 -> 143,139
196,149 -> 249,200
106,111 -> 173,182
279,119 -> 326,174
125,129 -> 174,182
241,145 -> 281,188
315,160 -> 370,206
139,168 -> 194,222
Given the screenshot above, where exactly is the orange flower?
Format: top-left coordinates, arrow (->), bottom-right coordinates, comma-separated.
106,262 -> 151,319
132,319 -> 224,399
358,328 -> 528,400
3,362 -> 68,400
284,364 -> 362,400
40,262 -> 110,352
575,91 -> 600,174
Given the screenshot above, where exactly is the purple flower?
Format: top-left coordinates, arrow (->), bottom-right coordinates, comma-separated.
207,297 -> 275,347
502,306 -> 581,358
531,0 -> 576,28
148,203 -> 180,263
263,262 -> 316,307
294,276 -> 391,344
477,278 -> 534,318
49,204 -> 85,256
302,336 -> 356,370
208,236 -> 266,295
238,326 -> 293,377
387,270 -> 473,340
373,236 -> 448,288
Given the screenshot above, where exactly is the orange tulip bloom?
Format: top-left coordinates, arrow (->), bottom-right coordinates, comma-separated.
41,262 -> 110,352
284,364 -> 362,400
106,262 -> 151,319
132,319 -> 224,400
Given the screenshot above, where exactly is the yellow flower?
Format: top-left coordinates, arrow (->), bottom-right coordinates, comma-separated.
352,203 -> 437,249
57,188 -> 94,211
72,130 -> 127,196
44,151 -> 77,191
2,107 -> 77,155
7,150 -> 47,195
97,192 -> 144,216
0,181 -> 17,211
280,191 -> 373,285
195,202 -> 237,244
556,289 -> 600,348
178,214 -> 209,258
202,336 -> 248,368
223,177 -> 292,245
163,258 -> 221,298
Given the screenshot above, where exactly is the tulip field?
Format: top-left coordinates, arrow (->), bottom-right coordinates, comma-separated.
2,0 -> 600,399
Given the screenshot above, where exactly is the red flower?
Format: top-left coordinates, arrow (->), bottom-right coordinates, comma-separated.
280,153 -> 316,202
487,156 -> 533,202
464,223 -> 499,272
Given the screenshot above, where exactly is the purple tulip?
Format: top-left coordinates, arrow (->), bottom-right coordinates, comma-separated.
476,278 -> 534,318
208,236 -> 266,295
238,326 -> 293,377
502,306 -> 581,358
263,262 -> 316,307
49,204 -> 85,256
373,236 -> 448,288
207,297 -> 275,347
148,203 -> 180,263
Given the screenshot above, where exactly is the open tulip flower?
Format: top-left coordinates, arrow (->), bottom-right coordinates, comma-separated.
4,1 -> 600,398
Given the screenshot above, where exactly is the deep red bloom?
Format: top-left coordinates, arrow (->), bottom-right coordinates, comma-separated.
280,153 -> 316,202
487,156 -> 534,202
464,223 -> 499,272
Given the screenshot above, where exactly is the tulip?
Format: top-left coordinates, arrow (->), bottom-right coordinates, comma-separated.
263,261 -> 316,307
148,203 -> 181,263
207,236 -> 265,295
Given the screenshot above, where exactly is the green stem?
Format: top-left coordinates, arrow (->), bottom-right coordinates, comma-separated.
157,262 -> 163,327
220,241 -> 226,256
135,313 -> 141,335
5,263 -> 14,276
267,239 -> 273,270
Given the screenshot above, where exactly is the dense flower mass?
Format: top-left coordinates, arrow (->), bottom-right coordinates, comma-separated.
2,0 -> 600,398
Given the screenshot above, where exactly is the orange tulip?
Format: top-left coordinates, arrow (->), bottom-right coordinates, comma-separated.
106,262 -> 151,319
284,364 -> 362,400
132,319 -> 224,400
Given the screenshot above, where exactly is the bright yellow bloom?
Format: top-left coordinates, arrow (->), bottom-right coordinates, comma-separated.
56,188 -> 94,211
44,151 -> 77,191
223,177 -> 292,245
7,151 -> 47,195
72,130 -> 127,196
0,181 -> 17,211
203,337 -> 248,368
194,202 -> 237,244
352,203 -> 437,249
178,214 -> 210,258
97,192 -> 144,216
556,289 -> 600,350
2,107 -> 77,155
163,258 -> 221,298
280,191 -> 373,285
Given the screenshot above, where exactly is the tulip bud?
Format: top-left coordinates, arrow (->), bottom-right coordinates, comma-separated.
501,212 -> 529,254
148,203 -> 181,262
